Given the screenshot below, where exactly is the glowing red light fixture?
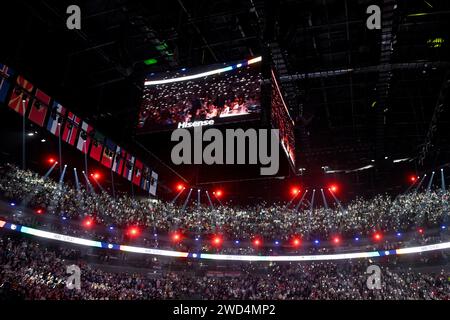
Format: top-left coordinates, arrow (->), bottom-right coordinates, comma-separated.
333,236 -> 341,244
35,209 -> 43,214
90,172 -> 101,180
214,190 -> 223,197
172,232 -> 182,242
176,184 -> 185,191
373,232 -> 382,241
48,158 -> 56,164
212,235 -> 223,246
291,237 -> 301,247
128,226 -> 140,237
328,184 -> 338,193
253,238 -> 262,247
83,217 -> 94,228
290,187 -> 300,196
90,171 -> 102,180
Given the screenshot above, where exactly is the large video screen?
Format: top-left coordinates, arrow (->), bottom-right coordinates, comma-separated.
271,69 -> 296,169
136,57 -> 262,133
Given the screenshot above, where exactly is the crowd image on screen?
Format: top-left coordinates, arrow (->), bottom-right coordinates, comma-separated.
137,64 -> 261,131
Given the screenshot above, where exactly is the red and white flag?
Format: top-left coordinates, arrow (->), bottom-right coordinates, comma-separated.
28,89 -> 50,127
76,121 -> 94,154
62,112 -> 81,145
8,75 -> 34,115
132,159 -> 143,186
89,131 -> 105,161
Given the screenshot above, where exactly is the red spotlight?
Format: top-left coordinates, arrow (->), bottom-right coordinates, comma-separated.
291,237 -> 301,247
127,226 -> 140,237
48,158 -> 55,164
172,232 -> 182,242
176,184 -> 185,191
290,187 -> 300,196
253,238 -> 262,247
418,228 -> 424,234
90,172 -> 101,180
35,209 -> 43,215
332,236 -> 341,245
214,190 -> 223,197
83,217 -> 94,228
409,175 -> 417,183
328,184 -> 338,193
212,235 -> 223,246
373,232 -> 382,241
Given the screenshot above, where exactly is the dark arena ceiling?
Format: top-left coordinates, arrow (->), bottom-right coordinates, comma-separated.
0,0 -> 449,202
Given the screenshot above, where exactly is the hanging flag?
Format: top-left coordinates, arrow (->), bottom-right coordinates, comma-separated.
47,102 -> 66,136
149,171 -> 158,196
122,154 -> 135,181
62,112 -> 81,145
0,64 -> 15,103
140,166 -> 151,191
132,159 -> 143,186
76,121 -> 94,154
90,131 -> 105,161
8,75 -> 34,115
28,89 -> 50,127
112,146 -> 126,175
101,139 -> 117,169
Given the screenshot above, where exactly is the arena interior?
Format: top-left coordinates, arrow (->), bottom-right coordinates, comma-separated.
0,0 -> 450,305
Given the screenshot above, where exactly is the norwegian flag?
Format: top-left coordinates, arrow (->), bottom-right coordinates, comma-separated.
28,89 -> 51,127
101,139 -> 116,169
46,102 -> 66,136
132,159 -> 143,186
76,121 -> 94,154
62,112 -> 81,145
8,75 -> 34,115
112,146 -> 126,175
149,171 -> 158,196
122,154 -> 135,181
90,131 -> 105,161
0,64 -> 15,103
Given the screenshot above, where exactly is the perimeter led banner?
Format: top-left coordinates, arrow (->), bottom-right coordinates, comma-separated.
120,245 -> 188,258
2,219 -> 450,262
137,57 -> 262,133
20,226 -> 103,248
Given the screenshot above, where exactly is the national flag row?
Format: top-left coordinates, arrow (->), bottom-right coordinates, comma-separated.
0,63 -> 158,195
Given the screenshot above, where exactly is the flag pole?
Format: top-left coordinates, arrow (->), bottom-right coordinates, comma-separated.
84,141 -> 88,175
84,141 -> 89,189
58,125 -> 62,175
22,100 -> 26,170
111,168 -> 116,199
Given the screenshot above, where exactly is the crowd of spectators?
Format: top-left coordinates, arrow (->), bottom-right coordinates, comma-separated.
0,164 -> 448,244
1,236 -> 449,300
0,163 -> 449,300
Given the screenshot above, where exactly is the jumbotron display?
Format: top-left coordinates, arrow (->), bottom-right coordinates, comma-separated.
271,69 -> 296,169
136,57 -> 262,133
